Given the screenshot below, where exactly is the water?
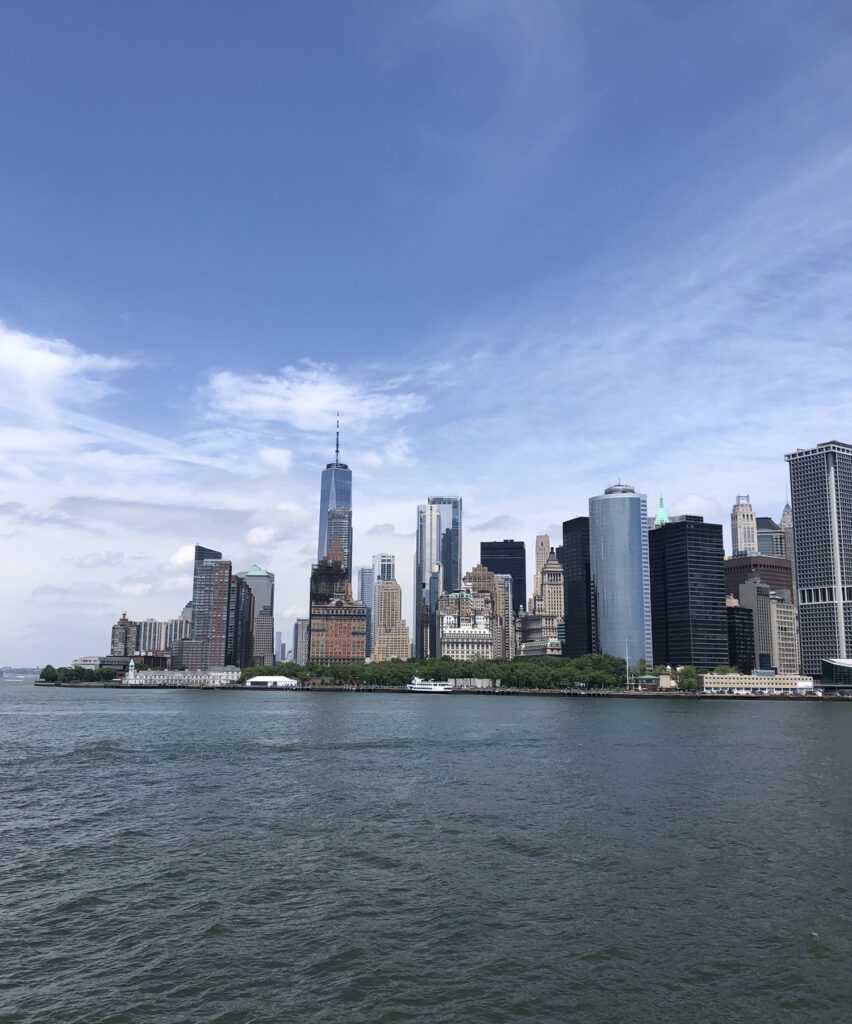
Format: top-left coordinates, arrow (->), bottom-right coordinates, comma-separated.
1,683 -> 850,1023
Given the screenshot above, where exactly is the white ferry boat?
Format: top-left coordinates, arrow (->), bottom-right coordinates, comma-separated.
407,676 -> 455,693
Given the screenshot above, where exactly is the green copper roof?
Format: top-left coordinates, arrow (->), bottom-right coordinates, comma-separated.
654,494 -> 669,527
239,563 -> 271,577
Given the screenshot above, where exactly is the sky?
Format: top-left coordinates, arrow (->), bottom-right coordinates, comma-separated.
2,0 -> 852,665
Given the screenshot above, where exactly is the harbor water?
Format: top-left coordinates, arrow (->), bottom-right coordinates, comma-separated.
1,682 -> 850,1022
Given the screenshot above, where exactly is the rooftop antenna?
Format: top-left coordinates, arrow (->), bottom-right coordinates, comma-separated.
335,412 -> 340,463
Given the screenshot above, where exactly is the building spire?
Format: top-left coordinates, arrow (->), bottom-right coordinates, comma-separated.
335,412 -> 340,464
654,493 -> 669,527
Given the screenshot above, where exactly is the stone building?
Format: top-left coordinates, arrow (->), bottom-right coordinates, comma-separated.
372,579 -> 411,662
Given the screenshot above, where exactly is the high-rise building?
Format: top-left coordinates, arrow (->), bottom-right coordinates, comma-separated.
191,544 -> 222,618
726,597 -> 755,673
537,549 -> 564,619
769,592 -> 800,674
589,484 -> 652,665
357,567 -> 375,656
780,502 -> 795,589
480,539 -> 526,615
562,517 -> 594,659
110,613 -> 139,657
292,618 -> 309,666
192,558 -> 232,667
226,575 -> 255,668
414,496 -> 462,658
731,495 -> 758,557
724,554 -> 794,604
327,506 -> 353,580
534,534 -> 550,598
308,601 -> 367,664
317,420 -> 352,563
464,564 -> 515,661
236,564 -> 275,666
785,440 -> 852,674
370,553 -> 395,650
756,517 -> 786,558
737,578 -> 773,671
649,518 -> 728,669
163,617 -> 191,650
372,580 -> 411,662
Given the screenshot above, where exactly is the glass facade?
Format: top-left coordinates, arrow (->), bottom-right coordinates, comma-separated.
480,539 -> 526,615
589,485 -> 652,665
318,461 -> 352,563
414,498 -> 462,658
562,517 -> 594,659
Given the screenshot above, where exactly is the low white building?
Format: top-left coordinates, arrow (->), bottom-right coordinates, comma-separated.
245,676 -> 300,689
123,661 -> 240,688
699,672 -> 812,693
72,656 -> 103,670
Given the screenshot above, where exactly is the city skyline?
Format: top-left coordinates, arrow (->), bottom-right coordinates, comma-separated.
3,2 -> 852,664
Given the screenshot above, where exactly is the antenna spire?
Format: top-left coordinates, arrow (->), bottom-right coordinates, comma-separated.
335,412 -> 340,463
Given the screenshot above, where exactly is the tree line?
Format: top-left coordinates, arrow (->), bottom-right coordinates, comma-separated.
40,665 -> 117,683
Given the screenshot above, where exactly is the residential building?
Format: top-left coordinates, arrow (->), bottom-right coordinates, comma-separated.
372,579 -> 411,662
480,539 -> 527,615
317,420 -> 352,563
371,553 -> 396,650
648,518 -> 728,669
562,516 -> 595,659
110,613 -> 139,657
785,440 -> 852,675
192,557 -> 232,667
731,495 -> 758,556
589,484 -> 652,664
236,564 -> 275,666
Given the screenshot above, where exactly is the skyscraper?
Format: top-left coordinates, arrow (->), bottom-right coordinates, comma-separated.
480,539 -> 526,615
192,557 -> 232,667
317,419 -> 352,563
756,517 -> 785,558
785,440 -> 852,675
649,517 -> 728,669
226,575 -> 255,668
372,580 -> 411,662
236,564 -> 275,666
534,534 -> 550,599
731,495 -> 758,556
358,566 -> 375,656
562,517 -> 594,659
414,496 -> 462,658
589,484 -> 652,665
110,613 -> 139,657
292,618 -> 310,666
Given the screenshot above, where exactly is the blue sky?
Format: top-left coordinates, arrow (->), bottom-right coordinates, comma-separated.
2,0 -> 852,664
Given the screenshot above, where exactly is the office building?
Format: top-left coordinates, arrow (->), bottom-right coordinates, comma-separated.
292,618 -> 310,666
226,575 -> 255,668
649,518 -> 728,669
726,597 -> 755,674
436,588 -> 494,661
371,553 -> 396,650
317,420 -> 352,563
327,506 -> 353,580
358,567 -> 375,656
785,440 -> 852,675
372,580 -> 411,662
769,593 -> 800,674
731,495 -> 758,556
724,555 -> 794,604
562,517 -> 595,659
737,578 -> 773,671
756,517 -> 786,558
480,539 -> 526,615
236,564 -> 275,666
308,601 -> 367,664
536,549 -> 564,619
534,534 -> 550,598
464,565 -> 515,661
589,484 -> 652,664
414,496 -> 462,658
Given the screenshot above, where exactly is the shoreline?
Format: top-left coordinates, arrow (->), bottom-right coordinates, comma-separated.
31,680 -> 844,700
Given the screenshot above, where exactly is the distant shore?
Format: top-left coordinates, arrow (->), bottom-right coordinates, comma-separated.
31,680 -> 844,700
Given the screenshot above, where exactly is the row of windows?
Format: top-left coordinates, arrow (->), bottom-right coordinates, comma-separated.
798,586 -> 852,603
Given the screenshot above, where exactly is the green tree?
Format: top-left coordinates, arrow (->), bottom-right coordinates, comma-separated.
678,666 -> 699,691
40,665 -> 58,682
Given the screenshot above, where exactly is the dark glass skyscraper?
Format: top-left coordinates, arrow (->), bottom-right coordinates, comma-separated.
480,539 -> 526,615
561,517 -> 594,658
414,496 -> 462,658
648,517 -> 728,669
318,422 -> 352,564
